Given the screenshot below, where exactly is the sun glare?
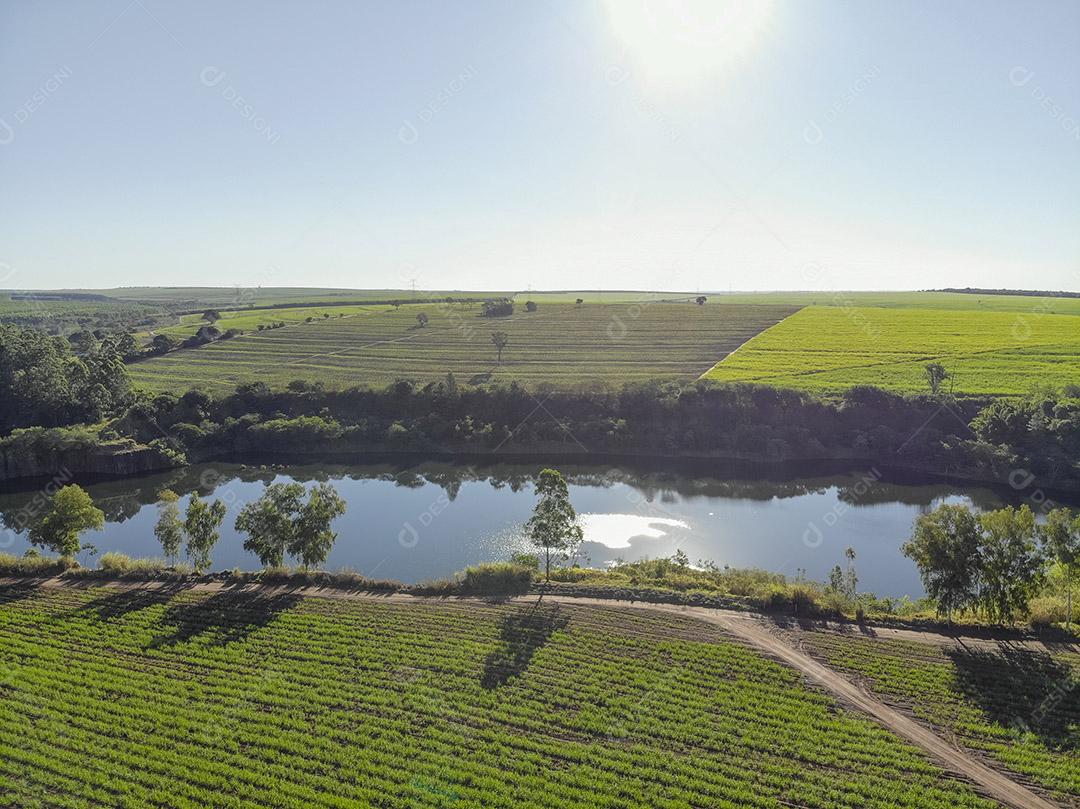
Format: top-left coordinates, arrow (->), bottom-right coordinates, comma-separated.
602,0 -> 775,86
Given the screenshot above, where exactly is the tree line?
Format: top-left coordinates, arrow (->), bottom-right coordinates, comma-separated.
23,481 -> 347,574
114,378 -> 1080,491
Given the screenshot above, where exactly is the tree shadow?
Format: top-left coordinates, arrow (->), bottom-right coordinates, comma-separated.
70,587 -> 177,621
0,583 -> 43,608
946,644 -> 1080,751
481,602 -> 569,689
151,589 -> 304,648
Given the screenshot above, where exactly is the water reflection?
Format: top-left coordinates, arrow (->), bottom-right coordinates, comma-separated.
0,460 -> 1062,596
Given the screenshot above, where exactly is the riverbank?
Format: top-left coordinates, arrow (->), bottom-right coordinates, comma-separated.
3,555 -> 1075,639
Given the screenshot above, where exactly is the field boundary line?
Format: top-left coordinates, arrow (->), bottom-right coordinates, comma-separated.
697,304 -> 806,379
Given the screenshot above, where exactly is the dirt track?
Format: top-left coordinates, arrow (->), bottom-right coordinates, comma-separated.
1,577 -> 1065,809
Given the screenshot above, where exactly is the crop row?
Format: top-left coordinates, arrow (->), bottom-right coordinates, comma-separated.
128,303 -> 797,392
0,586 -> 997,808
792,629 -> 1080,802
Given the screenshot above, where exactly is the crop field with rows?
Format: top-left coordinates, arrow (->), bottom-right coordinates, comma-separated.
702,305 -> 1080,395
791,630 -> 1080,805
0,586 -> 998,809
128,302 -> 797,392
140,304 -> 395,341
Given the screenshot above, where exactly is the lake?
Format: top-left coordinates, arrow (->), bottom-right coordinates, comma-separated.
0,460 -> 1048,596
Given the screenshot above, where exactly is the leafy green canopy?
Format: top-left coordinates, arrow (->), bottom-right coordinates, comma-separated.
183,493 -> 227,573
526,468 -> 583,580
234,482 -> 346,569
28,484 -> 105,557
0,324 -> 131,433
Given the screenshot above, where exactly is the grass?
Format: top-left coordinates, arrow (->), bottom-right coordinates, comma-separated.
128,301 -> 797,392
793,629 -> 1080,802
0,585 -> 998,808
702,305 -> 1080,395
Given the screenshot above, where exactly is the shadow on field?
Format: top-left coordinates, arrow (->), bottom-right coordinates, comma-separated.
71,587 -> 177,621
151,590 -> 303,648
0,583 -> 44,608
947,644 -> 1080,751
481,602 -> 569,690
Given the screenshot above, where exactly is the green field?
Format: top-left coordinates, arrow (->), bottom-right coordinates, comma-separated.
702,305 -> 1080,395
708,291 -> 1080,315
793,629 -> 1080,803
0,585 -> 998,808
129,302 -> 797,392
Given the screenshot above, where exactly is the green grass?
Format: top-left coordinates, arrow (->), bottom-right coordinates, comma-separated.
0,585 -> 997,808
793,630 -> 1080,803
702,305 -> 1080,395
128,302 -> 797,392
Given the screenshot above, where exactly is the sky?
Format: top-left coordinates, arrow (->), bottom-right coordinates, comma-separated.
0,0 -> 1077,293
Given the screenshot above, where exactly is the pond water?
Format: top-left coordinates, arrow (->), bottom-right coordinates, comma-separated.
0,460 -> 1051,597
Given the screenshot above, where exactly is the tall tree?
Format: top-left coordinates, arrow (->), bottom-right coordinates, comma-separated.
288,483 -> 347,569
1040,507 -> 1080,630
491,331 -> 509,364
234,482 -> 305,567
184,493 -> 227,573
28,484 -> 105,557
977,505 -> 1043,623
843,546 -> 858,600
416,312 -> 429,328
525,468 -> 583,581
153,489 -> 185,564
924,362 -> 948,395
902,504 -> 982,624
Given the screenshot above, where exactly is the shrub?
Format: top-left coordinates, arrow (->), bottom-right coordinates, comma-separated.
0,551 -> 75,576
459,563 -> 534,596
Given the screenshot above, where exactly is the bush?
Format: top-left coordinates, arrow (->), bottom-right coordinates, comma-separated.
98,552 -> 170,574
0,551 -> 75,576
459,563 -> 534,596
1028,596 -> 1067,628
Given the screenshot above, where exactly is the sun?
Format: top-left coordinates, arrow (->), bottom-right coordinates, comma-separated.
602,0 -> 775,86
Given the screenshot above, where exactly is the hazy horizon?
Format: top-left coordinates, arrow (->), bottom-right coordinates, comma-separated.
2,0 -> 1077,293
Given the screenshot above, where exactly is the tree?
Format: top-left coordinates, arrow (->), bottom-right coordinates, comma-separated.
925,362 -> 948,395
902,504 -> 981,624
288,483 -> 347,569
491,331 -> 509,364
149,334 -> 174,354
843,546 -> 858,599
184,493 -> 227,573
481,298 -> 513,317
234,482 -> 305,567
28,485 -> 105,557
153,489 -> 184,564
575,298 -> 583,306
977,505 -> 1043,623
202,310 -> 221,323
1040,507 -> 1080,630
525,300 -> 537,312
416,312 -> 429,328
695,296 -> 707,305
525,468 -> 583,581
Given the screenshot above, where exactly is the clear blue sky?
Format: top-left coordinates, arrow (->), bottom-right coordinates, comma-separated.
1,0 -> 1077,292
